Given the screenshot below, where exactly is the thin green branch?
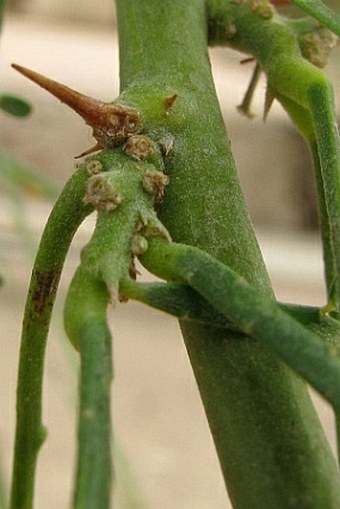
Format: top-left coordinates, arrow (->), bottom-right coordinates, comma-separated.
275,74 -> 340,311
140,237 -> 340,412
308,88 -> 340,312
277,84 -> 340,313
289,0 -> 340,36
309,138 -> 340,315
10,166 -> 92,509
76,318 -> 113,509
207,0 -> 340,308
120,278 -> 340,346
66,267 -> 113,509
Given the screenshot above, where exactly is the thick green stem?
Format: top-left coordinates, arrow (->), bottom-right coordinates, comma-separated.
117,0 -> 271,292
10,166 -> 92,509
115,1 -> 340,508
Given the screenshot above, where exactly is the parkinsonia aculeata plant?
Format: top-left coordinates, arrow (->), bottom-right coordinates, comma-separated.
8,1 -> 340,508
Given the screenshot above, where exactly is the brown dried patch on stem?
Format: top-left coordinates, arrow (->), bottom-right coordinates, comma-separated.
30,269 -> 60,317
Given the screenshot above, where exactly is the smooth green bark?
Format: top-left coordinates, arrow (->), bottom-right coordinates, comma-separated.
116,1 -> 340,508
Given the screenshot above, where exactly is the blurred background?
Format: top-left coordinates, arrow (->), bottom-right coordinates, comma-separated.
0,1 -> 340,508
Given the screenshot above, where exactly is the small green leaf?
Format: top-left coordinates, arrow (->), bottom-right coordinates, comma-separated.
0,94 -> 32,117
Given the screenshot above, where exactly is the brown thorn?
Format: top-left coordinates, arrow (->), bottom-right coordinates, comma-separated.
11,63 -> 109,127
237,63 -> 261,119
263,86 -> 275,121
240,57 -> 255,65
75,142 -> 104,159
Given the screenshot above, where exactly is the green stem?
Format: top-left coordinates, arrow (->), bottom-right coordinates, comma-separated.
310,87 -> 340,309
64,150 -> 165,508
139,238 -> 340,509
120,278 -> 340,345
76,320 -> 112,509
141,238 -> 340,412
288,0 -> 340,36
116,0 -> 272,289
66,268 -> 113,509
274,78 -> 340,312
207,1 -> 340,308
10,166 -> 92,509
309,139 -> 340,313
116,2 -> 340,508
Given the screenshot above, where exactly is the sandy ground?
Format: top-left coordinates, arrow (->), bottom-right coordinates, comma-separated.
0,13 -> 339,509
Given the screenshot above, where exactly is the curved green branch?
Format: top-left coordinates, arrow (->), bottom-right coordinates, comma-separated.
140,237 -> 340,411
10,165 -> 92,509
120,278 -> 340,347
